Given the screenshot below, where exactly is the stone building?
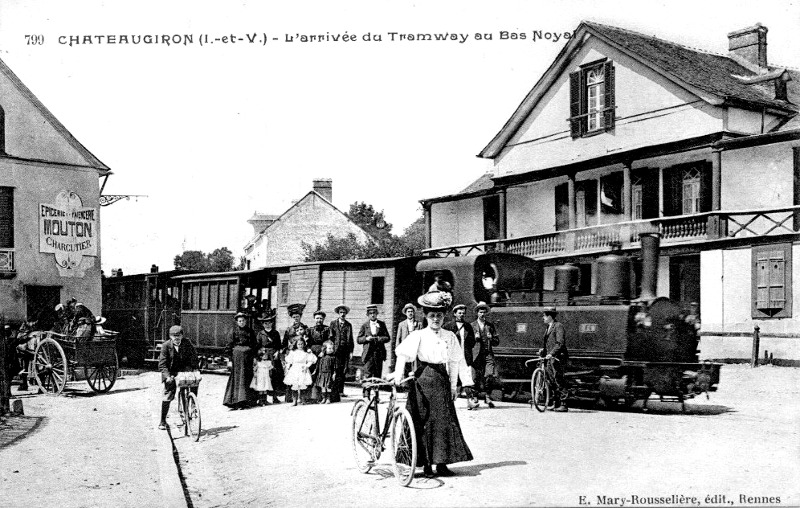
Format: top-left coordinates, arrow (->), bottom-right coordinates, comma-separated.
0,57 -> 109,324
243,179 -> 373,268
422,22 -> 800,362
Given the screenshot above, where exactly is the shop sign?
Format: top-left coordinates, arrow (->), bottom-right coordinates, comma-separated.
39,190 -> 98,277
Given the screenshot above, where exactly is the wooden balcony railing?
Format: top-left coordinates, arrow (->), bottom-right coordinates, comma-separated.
423,206 -> 800,258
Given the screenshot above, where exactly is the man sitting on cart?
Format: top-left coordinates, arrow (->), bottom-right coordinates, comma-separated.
158,325 -> 199,430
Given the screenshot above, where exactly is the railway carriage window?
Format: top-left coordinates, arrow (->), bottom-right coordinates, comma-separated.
219,283 -> 228,310
191,284 -> 199,310
210,283 -> 219,310
279,282 -> 289,305
371,276 -> 385,305
199,283 -> 209,310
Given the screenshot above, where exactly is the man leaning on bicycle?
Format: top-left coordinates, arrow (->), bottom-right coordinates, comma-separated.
541,307 -> 569,412
158,325 -> 199,430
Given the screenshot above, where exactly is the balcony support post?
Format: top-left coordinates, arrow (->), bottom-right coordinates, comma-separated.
498,188 -> 507,252
794,147 -> 800,231
623,161 -> 632,222
568,173 -> 576,230
708,149 -> 725,239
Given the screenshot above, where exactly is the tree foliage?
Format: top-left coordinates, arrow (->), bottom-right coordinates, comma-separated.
174,247 -> 236,272
302,206 -> 426,262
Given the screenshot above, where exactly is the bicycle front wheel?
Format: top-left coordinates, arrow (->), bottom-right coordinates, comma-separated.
531,368 -> 549,412
351,399 -> 376,473
391,407 -> 417,487
186,392 -> 201,442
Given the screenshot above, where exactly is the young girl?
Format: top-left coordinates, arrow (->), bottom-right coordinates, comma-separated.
250,348 -> 274,406
315,340 -> 337,404
283,333 -> 317,406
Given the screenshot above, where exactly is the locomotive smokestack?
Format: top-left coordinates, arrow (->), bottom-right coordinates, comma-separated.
638,232 -> 660,301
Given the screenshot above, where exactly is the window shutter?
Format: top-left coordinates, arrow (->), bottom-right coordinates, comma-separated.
0,187 -> 13,249
603,61 -> 615,130
700,161 -> 713,213
755,251 -> 770,309
569,71 -> 582,138
662,167 -> 683,217
768,251 -> 786,309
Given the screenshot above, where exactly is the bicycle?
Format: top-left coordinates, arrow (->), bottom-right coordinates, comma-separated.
526,356 -> 560,412
351,376 -> 417,487
176,371 -> 202,442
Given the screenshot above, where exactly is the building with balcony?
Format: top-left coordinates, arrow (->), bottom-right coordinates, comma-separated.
243,179 -> 374,268
422,22 -> 800,362
0,57 -> 109,324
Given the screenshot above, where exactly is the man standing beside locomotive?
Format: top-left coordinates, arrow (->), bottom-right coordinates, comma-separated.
158,325 -> 199,430
329,304 -> 354,402
542,307 -> 569,412
471,302 -> 500,408
356,305 -> 390,397
445,304 -> 478,410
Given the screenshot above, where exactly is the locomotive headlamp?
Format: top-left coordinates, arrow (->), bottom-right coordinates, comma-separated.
634,311 -> 652,328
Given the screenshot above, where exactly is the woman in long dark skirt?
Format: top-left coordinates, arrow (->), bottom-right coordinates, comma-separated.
392,290 -> 473,477
223,312 -> 257,409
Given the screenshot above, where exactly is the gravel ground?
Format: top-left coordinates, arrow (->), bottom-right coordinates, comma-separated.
172,364 -> 800,508
0,373 -> 183,508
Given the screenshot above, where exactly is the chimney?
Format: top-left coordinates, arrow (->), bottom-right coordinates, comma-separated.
728,24 -> 768,70
150,264 -> 159,273
313,178 -> 333,202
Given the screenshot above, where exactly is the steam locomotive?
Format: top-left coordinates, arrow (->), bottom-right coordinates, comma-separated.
416,233 -> 721,408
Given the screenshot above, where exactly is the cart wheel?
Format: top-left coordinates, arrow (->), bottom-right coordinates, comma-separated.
531,368 -> 549,412
186,392 -> 202,442
85,353 -> 118,393
34,337 -> 68,395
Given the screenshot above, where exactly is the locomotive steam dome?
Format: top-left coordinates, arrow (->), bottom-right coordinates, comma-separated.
597,251 -> 631,299
554,264 -> 580,293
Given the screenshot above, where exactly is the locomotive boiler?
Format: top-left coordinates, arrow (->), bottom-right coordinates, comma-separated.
416,233 -> 721,408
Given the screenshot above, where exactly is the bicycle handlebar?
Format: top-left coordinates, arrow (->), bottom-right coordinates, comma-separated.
524,356 -> 560,366
360,375 -> 415,388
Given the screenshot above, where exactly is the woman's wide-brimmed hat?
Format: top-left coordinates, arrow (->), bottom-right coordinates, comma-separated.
287,303 -> 305,316
475,301 -> 490,312
417,290 -> 453,310
334,304 -> 350,314
401,303 -> 416,313
234,312 -> 248,319
94,316 -> 107,325
257,309 -> 277,322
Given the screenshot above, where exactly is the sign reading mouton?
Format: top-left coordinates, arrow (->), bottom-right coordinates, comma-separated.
39,190 -> 98,277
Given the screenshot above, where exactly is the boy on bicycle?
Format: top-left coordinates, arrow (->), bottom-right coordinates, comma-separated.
158,325 -> 199,430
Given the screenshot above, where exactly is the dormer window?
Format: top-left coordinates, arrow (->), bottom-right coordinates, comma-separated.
569,60 -> 615,138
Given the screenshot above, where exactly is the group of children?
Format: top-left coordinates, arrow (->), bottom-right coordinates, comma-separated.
250,325 -> 338,406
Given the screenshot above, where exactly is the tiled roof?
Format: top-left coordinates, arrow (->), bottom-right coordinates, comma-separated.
460,173 -> 494,194
586,22 -> 797,112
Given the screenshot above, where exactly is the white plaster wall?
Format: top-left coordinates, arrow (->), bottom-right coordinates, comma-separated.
700,250 -> 724,328
726,107 -> 772,134
0,159 -> 102,321
429,198 -> 483,248
721,141 -> 797,210
255,194 -> 371,266
494,36 -> 724,177
506,180 -> 561,238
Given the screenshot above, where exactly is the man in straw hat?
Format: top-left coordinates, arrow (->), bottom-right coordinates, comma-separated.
390,303 -> 424,374
329,304 -> 353,402
541,307 -> 569,412
357,305 -> 390,397
471,302 -> 500,408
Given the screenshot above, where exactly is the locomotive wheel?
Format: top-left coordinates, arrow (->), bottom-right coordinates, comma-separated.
531,369 -> 549,412
85,353 -> 118,393
33,337 -> 68,395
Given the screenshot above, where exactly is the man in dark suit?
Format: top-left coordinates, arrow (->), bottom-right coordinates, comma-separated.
329,304 -> 354,402
445,303 -> 478,409
356,304 -> 390,397
470,302 -> 500,408
282,303 -> 306,402
541,307 -> 569,412
158,325 -> 199,429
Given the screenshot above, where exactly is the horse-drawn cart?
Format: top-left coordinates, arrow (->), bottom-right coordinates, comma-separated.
32,331 -> 119,395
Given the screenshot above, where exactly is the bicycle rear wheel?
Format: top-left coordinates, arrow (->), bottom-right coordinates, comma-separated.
186,392 -> 201,441
351,399 -> 376,473
531,368 -> 549,412
391,407 -> 417,487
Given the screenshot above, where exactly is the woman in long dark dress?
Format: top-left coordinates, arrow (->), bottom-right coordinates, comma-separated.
256,309 -> 283,403
223,312 -> 257,409
392,290 -> 473,477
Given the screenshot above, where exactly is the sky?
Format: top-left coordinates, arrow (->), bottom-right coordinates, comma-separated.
1,0 -> 798,275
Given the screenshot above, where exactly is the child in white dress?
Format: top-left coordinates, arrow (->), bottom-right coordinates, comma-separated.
283,336 -> 317,406
250,348 -> 274,406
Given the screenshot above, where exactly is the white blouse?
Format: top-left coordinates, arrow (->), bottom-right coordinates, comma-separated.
394,327 -> 473,389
